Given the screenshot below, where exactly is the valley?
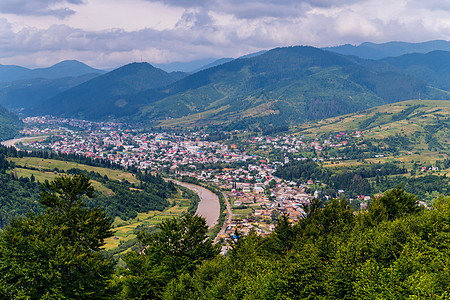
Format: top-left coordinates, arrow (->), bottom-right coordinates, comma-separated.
4,98 -> 448,251
0,40 -> 450,299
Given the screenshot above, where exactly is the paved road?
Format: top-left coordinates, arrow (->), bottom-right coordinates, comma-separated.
174,181 -> 220,228
214,193 -> 233,243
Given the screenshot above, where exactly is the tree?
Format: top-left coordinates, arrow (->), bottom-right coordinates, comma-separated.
121,214 -> 220,299
0,174 -> 114,299
368,186 -> 420,224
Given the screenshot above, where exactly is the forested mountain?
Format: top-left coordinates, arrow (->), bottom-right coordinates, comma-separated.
379,51 -> 450,90
30,62 -> 182,119
0,60 -> 104,83
0,106 -> 22,140
131,46 -> 446,129
6,44 -> 450,129
0,73 -> 100,110
324,40 -> 450,59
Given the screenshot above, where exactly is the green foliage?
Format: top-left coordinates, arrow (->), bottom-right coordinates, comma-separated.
0,152 -> 42,228
0,145 -> 176,223
367,186 -> 420,224
0,174 -> 115,299
274,159 -> 331,183
120,214 -> 220,299
0,105 -> 22,140
165,192 -> 450,299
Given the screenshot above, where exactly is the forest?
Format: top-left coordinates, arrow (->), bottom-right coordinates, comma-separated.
1,174 -> 449,299
0,145 -> 177,227
274,159 -> 448,201
275,160 -> 438,199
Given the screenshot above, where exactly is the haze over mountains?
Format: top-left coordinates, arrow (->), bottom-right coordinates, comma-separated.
1,40 -> 450,132
32,63 -> 185,119
0,60 -> 105,83
324,40 -> 450,59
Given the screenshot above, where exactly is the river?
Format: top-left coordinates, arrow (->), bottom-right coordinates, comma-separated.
174,181 -> 220,228
1,136 -> 46,150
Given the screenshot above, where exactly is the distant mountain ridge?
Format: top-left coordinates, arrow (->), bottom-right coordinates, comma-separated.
130,46 -> 445,129
5,41 -> 450,130
0,60 -> 105,83
379,51 -> 450,91
0,74 -> 100,110
30,62 -> 182,119
156,50 -> 268,73
324,40 -> 450,59
28,45 -> 450,129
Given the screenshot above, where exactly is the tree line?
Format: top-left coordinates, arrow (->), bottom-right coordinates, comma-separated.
1,174 -> 450,299
0,145 -> 177,226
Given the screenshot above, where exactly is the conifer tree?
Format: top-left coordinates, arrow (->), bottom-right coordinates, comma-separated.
0,174 -> 114,299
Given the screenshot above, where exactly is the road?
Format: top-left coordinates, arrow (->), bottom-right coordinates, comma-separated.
214,193 -> 233,243
174,181 -> 221,229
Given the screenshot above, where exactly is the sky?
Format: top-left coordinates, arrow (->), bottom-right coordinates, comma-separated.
0,0 -> 450,69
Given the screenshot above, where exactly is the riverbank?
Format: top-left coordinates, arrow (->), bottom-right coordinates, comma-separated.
173,180 -> 221,228
1,136 -> 46,150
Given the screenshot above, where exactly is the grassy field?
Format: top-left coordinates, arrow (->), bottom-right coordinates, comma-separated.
9,157 -> 139,184
231,207 -> 253,217
103,190 -> 192,253
8,156 -> 194,253
292,100 -> 449,138
13,167 -> 114,195
291,100 -> 450,166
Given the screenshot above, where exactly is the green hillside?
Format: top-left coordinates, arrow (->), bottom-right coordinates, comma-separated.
22,46 -> 450,129
0,106 -> 22,141
134,46 -> 448,129
292,99 -> 450,157
31,62 -> 180,119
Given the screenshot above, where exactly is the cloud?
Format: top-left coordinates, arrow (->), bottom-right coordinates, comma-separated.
0,0 -> 85,18
1,0 -> 450,69
147,0 -> 369,19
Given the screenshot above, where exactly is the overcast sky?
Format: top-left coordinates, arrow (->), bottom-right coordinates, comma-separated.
0,0 -> 449,68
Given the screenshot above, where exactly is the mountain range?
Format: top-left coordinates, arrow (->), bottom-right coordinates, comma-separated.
324,40 -> 450,59
32,62 -> 185,119
0,60 -> 105,83
2,40 -> 450,131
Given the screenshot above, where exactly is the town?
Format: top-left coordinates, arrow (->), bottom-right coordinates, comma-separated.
20,116 -> 378,244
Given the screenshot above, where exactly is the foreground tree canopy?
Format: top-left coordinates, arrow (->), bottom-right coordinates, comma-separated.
120,214 -> 221,299
1,178 -> 450,299
0,174 -> 114,299
165,187 -> 450,299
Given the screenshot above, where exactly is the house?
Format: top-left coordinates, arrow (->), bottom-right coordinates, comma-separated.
242,186 -> 251,193
254,186 -> 264,194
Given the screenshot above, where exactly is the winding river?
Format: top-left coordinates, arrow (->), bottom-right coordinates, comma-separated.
174,181 -> 220,228
1,136 -> 46,149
